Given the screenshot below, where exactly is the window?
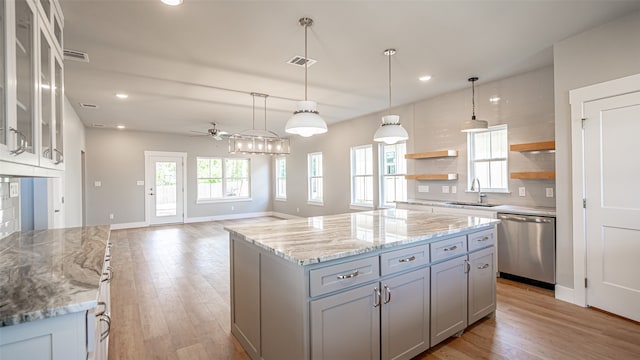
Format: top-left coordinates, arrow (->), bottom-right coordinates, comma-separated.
275,157 -> 286,200
351,145 -> 373,207
467,125 -> 508,192
197,157 -> 250,201
307,152 -> 323,204
379,142 -> 407,207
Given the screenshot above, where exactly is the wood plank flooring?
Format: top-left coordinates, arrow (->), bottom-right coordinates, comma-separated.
108,219 -> 640,360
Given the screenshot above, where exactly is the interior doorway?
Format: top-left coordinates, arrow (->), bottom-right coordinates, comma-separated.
144,151 -> 187,225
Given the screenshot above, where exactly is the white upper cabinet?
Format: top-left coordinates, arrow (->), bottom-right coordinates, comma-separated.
0,0 -> 64,174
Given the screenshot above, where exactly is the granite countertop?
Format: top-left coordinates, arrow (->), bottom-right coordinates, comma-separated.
225,209 -> 499,266
0,226 -> 111,327
398,199 -> 557,217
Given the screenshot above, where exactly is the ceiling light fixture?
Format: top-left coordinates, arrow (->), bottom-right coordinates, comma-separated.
461,77 -> 489,132
115,93 -> 128,99
117,125 -> 125,129
229,93 -> 291,155
160,0 -> 183,6
419,75 -> 432,82
374,48 -> 408,145
284,17 -> 327,138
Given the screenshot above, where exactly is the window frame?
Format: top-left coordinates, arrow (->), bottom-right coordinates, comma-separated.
307,152 -> 324,205
467,124 -> 509,193
350,144 -> 374,209
196,157 -> 251,203
274,156 -> 287,201
379,142 -> 408,208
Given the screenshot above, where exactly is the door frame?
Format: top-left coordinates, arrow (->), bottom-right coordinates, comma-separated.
569,72 -> 640,307
144,151 -> 188,226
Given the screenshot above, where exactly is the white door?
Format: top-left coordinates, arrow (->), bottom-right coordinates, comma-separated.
146,154 -> 185,225
584,91 -> 640,322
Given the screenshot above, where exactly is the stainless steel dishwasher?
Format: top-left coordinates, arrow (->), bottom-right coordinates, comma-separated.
497,213 -> 556,286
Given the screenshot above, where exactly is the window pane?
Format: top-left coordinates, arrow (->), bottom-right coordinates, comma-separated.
489,160 -> 507,189
474,162 -> 491,188
226,178 -> 248,197
155,162 -> 177,216
491,129 -> 507,158
226,159 -> 248,178
310,178 -> 323,202
474,132 -> 491,160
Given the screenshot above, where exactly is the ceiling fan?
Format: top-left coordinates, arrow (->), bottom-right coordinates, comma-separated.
189,122 -> 229,141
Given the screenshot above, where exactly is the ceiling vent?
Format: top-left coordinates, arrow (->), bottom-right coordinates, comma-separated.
80,103 -> 99,109
63,49 -> 90,63
287,55 -> 316,67
92,123 -> 105,128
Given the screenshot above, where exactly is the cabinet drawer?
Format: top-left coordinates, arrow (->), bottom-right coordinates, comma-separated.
380,244 -> 429,276
310,257 -> 379,297
430,236 -> 467,262
468,229 -> 495,251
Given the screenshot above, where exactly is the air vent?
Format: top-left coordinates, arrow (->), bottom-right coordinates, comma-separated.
80,103 -> 99,109
287,55 -> 316,67
92,123 -> 105,128
63,49 -> 90,63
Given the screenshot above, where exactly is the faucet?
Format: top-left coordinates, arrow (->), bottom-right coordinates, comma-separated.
470,178 -> 487,203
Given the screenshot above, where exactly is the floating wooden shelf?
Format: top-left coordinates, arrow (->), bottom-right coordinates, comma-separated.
510,141 -> 555,152
510,171 -> 556,180
405,173 -> 458,181
405,150 -> 458,159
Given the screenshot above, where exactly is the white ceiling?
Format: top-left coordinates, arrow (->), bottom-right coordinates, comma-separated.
61,0 -> 640,136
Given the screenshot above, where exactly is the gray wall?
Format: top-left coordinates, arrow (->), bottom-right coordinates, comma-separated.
63,96 -> 87,227
85,129 -> 272,226
553,10 -> 640,289
274,66 -> 556,217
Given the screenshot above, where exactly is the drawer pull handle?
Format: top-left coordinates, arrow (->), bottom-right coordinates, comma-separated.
99,313 -> 111,341
478,263 -> 490,270
444,245 -> 458,252
373,287 -> 381,308
479,236 -> 490,242
337,270 -> 359,280
399,256 -> 416,263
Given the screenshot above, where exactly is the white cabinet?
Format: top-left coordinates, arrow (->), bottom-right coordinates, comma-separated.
0,0 -> 64,174
90,241 -> 112,360
468,247 -> 496,325
430,254 -> 468,346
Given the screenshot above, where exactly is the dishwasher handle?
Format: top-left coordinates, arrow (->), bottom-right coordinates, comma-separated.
498,214 -> 553,224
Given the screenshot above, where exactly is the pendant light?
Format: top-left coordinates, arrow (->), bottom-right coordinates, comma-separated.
373,48 -> 408,145
285,17 -> 328,138
461,76 -> 488,132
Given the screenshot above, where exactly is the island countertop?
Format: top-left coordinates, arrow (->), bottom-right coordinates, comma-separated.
225,209 -> 499,266
0,225 -> 110,327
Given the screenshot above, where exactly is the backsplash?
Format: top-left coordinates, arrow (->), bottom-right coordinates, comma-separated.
0,178 -> 20,239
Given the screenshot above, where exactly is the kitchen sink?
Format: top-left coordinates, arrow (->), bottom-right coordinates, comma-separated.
444,201 -> 499,207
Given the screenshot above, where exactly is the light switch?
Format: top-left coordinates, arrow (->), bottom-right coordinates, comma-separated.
137,180 -> 145,186
442,185 -> 450,194
518,187 -> 526,197
9,183 -> 19,197
94,181 -> 102,187
418,185 -> 430,193
546,188 -> 554,198
451,186 -> 457,194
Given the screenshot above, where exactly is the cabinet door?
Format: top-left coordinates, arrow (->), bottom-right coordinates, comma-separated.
468,247 -> 496,324
430,255 -> 467,346
311,284 -> 380,360
381,268 -> 430,360
39,23 -> 53,164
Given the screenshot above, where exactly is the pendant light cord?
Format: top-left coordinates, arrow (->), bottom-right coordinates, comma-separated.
252,93 -> 256,130
264,95 -> 267,130
304,22 -> 308,101
472,79 -> 476,120
388,50 -> 392,115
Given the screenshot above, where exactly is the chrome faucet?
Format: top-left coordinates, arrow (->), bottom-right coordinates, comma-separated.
470,178 -> 486,203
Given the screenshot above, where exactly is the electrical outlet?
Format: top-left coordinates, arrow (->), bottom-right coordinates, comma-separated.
451,186 -> 457,194
546,188 -> 554,198
9,183 -> 19,197
418,185 -> 430,193
231,205 -> 235,211
296,208 -> 300,213
519,187 -> 526,197
109,213 -> 114,220
94,181 -> 102,187
442,185 -> 450,194
137,180 -> 144,186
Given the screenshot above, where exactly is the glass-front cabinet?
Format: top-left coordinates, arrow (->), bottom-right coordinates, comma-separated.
0,0 -> 64,172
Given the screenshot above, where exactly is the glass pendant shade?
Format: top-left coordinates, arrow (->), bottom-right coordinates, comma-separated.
285,100 -> 327,137
374,115 -> 408,145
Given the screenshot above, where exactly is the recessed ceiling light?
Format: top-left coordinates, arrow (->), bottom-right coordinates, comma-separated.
161,0 -> 183,6
489,96 -> 501,104
117,125 -> 126,129
115,93 -> 129,99
419,75 -> 432,82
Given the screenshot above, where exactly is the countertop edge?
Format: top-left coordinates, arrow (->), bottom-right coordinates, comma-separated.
0,300 -> 97,327
397,200 -> 556,217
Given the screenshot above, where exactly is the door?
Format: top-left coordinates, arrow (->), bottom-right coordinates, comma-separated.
146,153 -> 185,225
310,283 -> 380,360
381,268 -> 430,360
584,91 -> 640,322
430,256 -> 467,346
468,247 -> 496,325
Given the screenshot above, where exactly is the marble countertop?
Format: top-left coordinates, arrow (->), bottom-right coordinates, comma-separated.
0,226 -> 110,327
398,199 -> 556,217
225,209 -> 499,266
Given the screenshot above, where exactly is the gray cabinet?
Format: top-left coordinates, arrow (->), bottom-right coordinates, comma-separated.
468,247 -> 496,325
310,284 -> 380,360
381,268 -> 430,360
230,239 -> 261,360
430,255 -> 468,346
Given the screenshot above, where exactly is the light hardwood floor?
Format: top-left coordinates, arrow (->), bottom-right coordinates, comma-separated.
108,219 -> 640,360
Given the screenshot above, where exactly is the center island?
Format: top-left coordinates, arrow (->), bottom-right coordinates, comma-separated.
225,209 -> 500,360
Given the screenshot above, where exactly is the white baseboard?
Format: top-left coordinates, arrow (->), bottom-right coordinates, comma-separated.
185,211 -> 274,224
271,212 -> 302,219
110,221 -> 148,230
555,285 -> 583,306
